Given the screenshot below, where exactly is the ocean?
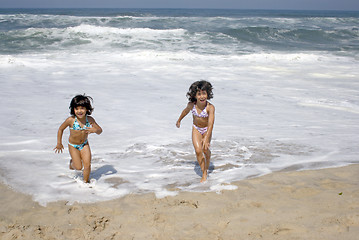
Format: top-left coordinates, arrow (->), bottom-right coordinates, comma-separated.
0,8 -> 358,205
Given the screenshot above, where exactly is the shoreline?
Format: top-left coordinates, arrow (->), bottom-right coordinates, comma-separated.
1,164 -> 359,239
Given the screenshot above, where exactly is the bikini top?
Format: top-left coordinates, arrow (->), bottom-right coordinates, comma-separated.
72,116 -> 91,130
192,103 -> 208,118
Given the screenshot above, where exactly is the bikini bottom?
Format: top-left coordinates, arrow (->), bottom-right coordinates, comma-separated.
68,139 -> 88,151
193,124 -> 208,135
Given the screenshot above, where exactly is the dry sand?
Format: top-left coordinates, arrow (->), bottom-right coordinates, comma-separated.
1,164 -> 358,240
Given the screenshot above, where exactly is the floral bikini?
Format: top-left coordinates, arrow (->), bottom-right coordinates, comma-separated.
68,116 -> 91,150
192,103 -> 209,135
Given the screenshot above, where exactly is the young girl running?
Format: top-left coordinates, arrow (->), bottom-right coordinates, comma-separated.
176,80 -> 215,182
54,94 -> 102,183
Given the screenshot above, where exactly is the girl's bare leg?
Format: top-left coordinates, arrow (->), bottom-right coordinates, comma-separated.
192,127 -> 207,182
68,145 -> 83,170
203,131 -> 212,178
80,144 -> 92,183
203,148 -> 211,178
68,144 -> 92,183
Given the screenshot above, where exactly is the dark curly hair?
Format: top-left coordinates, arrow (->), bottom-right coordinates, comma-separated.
69,94 -> 94,116
186,80 -> 213,103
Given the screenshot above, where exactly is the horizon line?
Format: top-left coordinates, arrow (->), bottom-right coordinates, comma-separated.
0,7 -> 358,12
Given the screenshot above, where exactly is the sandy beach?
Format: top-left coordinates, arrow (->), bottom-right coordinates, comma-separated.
0,164 -> 358,240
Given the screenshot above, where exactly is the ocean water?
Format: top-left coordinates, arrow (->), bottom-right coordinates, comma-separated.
0,8 -> 358,205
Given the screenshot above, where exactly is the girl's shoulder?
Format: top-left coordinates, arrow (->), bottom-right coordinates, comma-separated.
67,116 -> 76,123
206,102 -> 215,111
61,116 -> 75,128
186,102 -> 195,109
66,116 -> 75,122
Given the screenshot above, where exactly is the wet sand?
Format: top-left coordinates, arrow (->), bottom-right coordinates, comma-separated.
1,164 -> 358,240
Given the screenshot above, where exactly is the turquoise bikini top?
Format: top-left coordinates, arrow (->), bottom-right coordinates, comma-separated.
72,116 -> 91,130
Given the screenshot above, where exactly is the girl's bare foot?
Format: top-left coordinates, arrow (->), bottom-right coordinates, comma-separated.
200,171 -> 207,183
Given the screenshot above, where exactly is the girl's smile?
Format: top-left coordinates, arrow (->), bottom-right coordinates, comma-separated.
196,90 -> 208,104
74,106 -> 87,118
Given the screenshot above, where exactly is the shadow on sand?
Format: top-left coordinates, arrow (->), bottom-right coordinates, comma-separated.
91,165 -> 117,180
194,161 -> 214,177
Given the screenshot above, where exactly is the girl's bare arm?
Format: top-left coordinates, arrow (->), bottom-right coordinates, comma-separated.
176,102 -> 193,128
203,104 -> 215,149
86,116 -> 102,135
54,117 -> 71,153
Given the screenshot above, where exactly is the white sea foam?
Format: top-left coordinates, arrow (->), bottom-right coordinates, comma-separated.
67,24 -> 186,36
1,9 -> 359,205
1,49 -> 358,206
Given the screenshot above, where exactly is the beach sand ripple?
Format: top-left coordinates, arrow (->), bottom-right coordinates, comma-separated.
1,164 -> 359,239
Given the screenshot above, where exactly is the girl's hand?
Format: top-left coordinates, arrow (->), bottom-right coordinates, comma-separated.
84,126 -> 97,134
85,125 -> 102,134
203,137 -> 210,150
54,144 -> 64,153
176,121 -> 181,128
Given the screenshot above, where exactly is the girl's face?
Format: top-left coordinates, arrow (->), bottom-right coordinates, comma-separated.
74,106 -> 87,118
195,90 -> 208,104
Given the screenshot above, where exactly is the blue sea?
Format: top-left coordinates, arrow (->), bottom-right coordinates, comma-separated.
0,8 -> 358,205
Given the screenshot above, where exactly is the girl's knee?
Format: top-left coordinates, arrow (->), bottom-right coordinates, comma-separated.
194,148 -> 203,156
71,159 -> 84,170
73,164 -> 83,170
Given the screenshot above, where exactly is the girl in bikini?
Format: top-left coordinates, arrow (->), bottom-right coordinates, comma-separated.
176,80 -> 215,182
54,94 -> 102,183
